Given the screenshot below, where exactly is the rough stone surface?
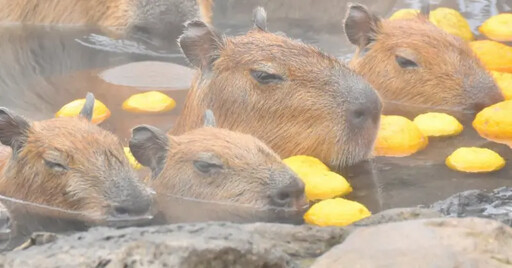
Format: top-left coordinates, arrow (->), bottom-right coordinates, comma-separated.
312,217 -> 512,268
430,187 -> 512,226
0,222 -> 350,268
353,207 -> 443,227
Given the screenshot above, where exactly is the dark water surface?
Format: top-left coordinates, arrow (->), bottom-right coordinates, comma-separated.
0,0 -> 511,231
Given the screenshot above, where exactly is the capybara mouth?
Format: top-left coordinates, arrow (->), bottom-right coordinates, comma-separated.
104,214 -> 155,228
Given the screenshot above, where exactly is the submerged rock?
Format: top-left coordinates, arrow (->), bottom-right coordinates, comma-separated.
1,222 -> 350,268
312,217 -> 512,268
430,186 -> 512,226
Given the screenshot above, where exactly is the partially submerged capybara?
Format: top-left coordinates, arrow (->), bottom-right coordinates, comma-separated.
344,3 -> 503,112
0,0 -> 213,38
130,110 -> 308,224
172,7 -> 382,170
0,93 -> 153,223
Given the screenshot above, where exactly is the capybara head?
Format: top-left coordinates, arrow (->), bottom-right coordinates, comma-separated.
0,93 -> 153,222
172,7 -> 382,170
344,3 -> 503,112
130,110 -> 308,224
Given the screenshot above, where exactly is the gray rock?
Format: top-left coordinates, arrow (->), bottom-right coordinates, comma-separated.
430,187 -> 512,226
312,217 -> 512,268
353,207 -> 443,226
1,222 -> 351,268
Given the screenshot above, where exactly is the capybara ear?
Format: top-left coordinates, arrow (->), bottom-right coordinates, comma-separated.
252,6 -> 267,31
178,20 -> 222,70
79,92 -> 95,122
129,125 -> 169,179
343,3 -> 381,50
0,108 -> 30,155
203,109 -> 216,127
420,0 -> 430,17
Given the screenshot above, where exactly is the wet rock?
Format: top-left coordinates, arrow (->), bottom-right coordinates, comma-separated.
312,217 -> 512,268
430,187 -> 512,226
353,207 -> 442,227
244,223 -> 350,258
1,222 -> 351,268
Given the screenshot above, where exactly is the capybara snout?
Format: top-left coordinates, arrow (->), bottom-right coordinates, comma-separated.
0,93 -> 154,223
268,170 -> 307,210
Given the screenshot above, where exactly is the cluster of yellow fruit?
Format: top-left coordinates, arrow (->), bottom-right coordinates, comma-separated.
390,8 -> 512,99
374,113 -> 462,157
374,110 -> 507,173
55,90 -> 176,170
283,155 -> 371,227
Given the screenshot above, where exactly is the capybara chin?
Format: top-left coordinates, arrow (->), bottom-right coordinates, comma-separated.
171,7 -> 382,170
344,3 -> 503,112
0,93 -> 153,223
130,110 -> 309,224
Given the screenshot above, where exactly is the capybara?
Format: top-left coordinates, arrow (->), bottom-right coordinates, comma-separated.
172,7 -> 382,170
0,93 -> 153,222
344,3 -> 504,112
0,0 -> 213,40
130,110 -> 308,224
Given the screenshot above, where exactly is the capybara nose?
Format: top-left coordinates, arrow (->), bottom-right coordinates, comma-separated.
472,90 -> 504,112
347,88 -> 382,127
111,197 -> 152,218
270,177 -> 307,209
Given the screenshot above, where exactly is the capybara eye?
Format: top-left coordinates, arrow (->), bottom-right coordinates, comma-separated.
250,70 -> 284,85
193,160 -> 223,174
43,159 -> 68,172
395,55 -> 419,69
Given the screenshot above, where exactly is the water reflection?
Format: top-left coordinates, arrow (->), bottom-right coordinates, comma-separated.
0,0 -> 510,244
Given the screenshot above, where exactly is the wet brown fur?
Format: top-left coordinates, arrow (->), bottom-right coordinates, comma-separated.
0,116 -> 151,220
346,6 -> 503,111
173,19 -> 382,170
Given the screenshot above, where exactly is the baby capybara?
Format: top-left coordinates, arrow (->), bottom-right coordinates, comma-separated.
0,93 -> 153,223
172,7 -> 382,170
130,110 -> 308,224
344,3 -> 503,112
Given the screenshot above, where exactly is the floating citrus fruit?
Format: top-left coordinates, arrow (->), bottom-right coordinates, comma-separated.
469,40 -> 512,73
473,100 -> 512,145
374,115 -> 428,157
55,98 -> 111,124
446,147 -> 505,173
491,71 -> 512,100
389,9 -> 419,20
304,198 -> 371,227
122,91 -> 176,114
429,7 -> 473,41
413,112 -> 463,137
479,13 -> 512,42
124,147 -> 142,170
283,155 -> 330,174
284,155 -> 352,201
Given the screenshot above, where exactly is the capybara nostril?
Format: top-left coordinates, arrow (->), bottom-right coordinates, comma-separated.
270,177 -> 306,208
111,197 -> 152,218
348,89 -> 382,127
